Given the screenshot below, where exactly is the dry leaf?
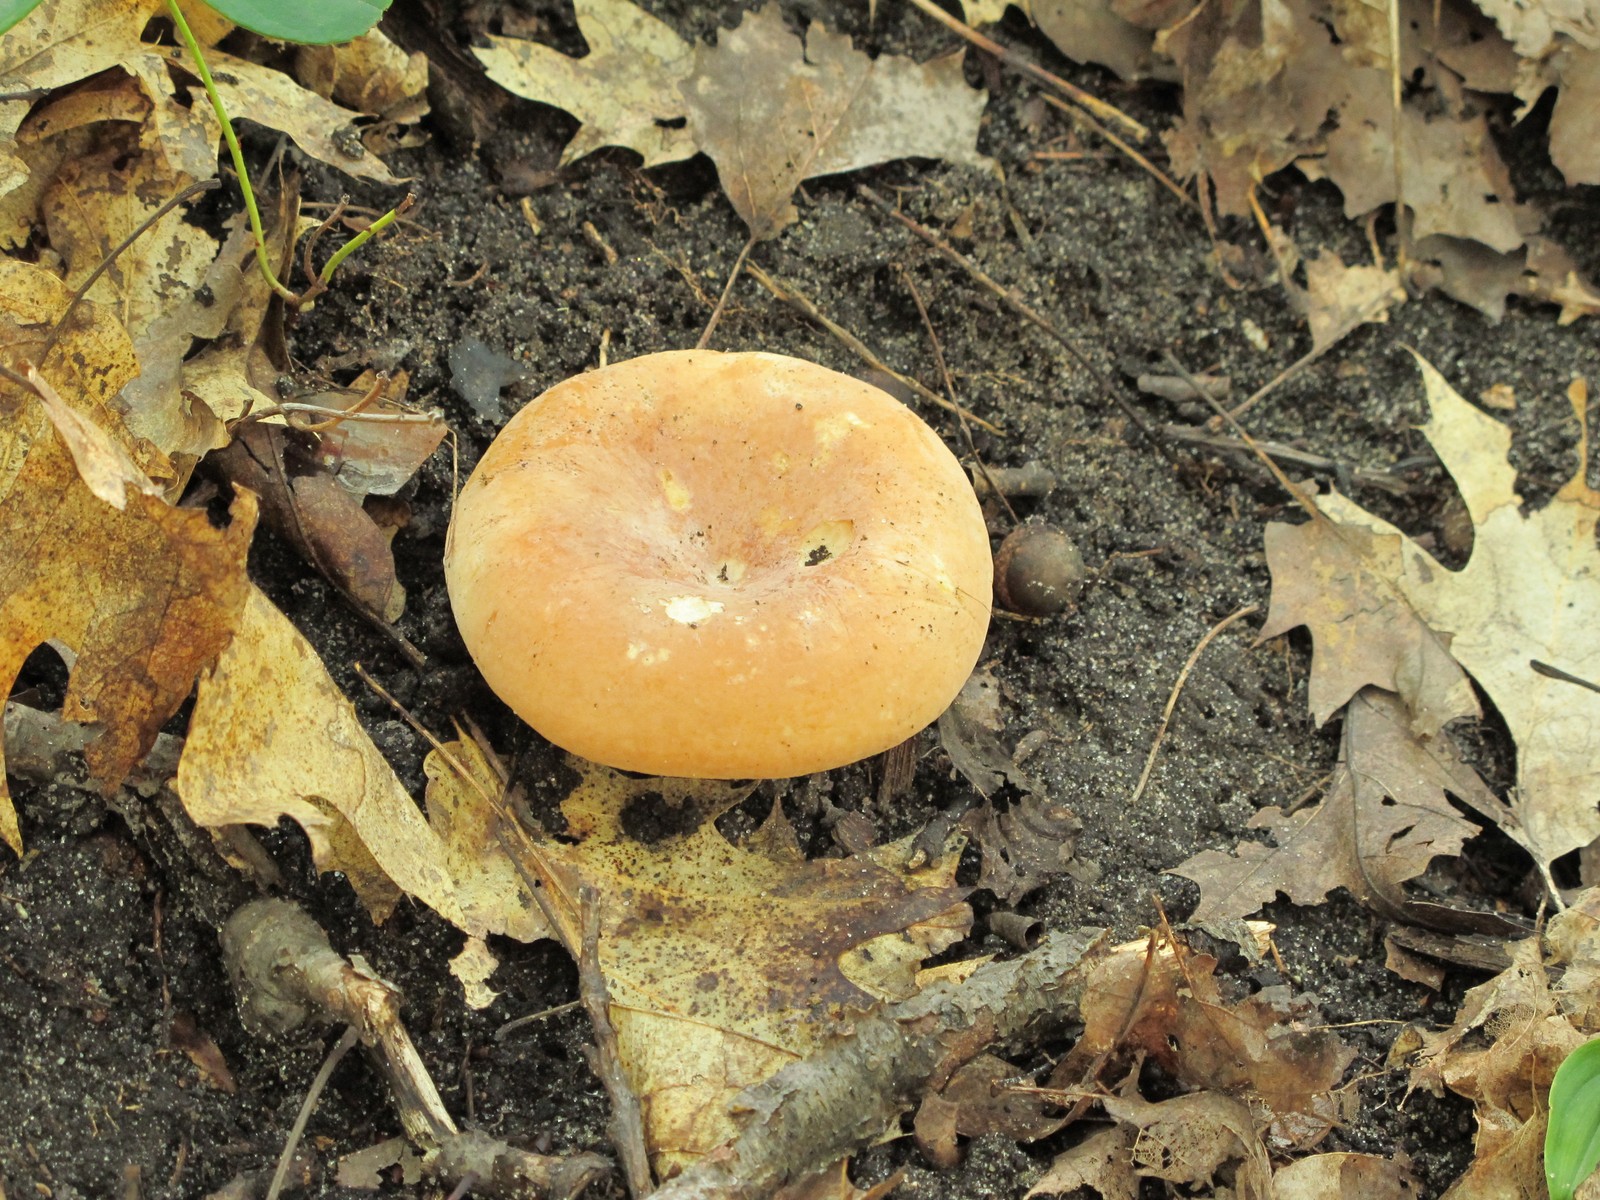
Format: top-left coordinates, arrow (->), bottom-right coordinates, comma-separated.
1259,518 -> 1478,735
212,423 -> 408,623
170,1010 -> 237,1093
1031,0 -> 1161,79
1026,1123 -> 1138,1199
1550,45 -> 1600,186
175,586 -> 461,925
475,0 -> 696,168
1272,1152 -> 1420,1199
1055,933 -> 1355,1149
1401,937 -> 1581,1199
1303,250 -> 1405,353
1101,1091 -> 1273,1198
1169,688 -> 1487,924
295,28 -> 429,118
1295,359 -> 1600,865
525,763 -> 972,1176
421,735 -> 551,948
0,262 -> 254,856
681,6 -> 992,240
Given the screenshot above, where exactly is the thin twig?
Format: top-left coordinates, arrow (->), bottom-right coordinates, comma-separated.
37,179 -> 220,363
860,186 -> 1175,464
746,262 -> 999,433
578,887 -> 653,1200
1128,604 -> 1260,805
895,265 -> 1018,525
264,1025 -> 360,1200
495,1001 -> 581,1041
697,234 -> 757,350
1162,351 -> 1325,521
1161,423 -> 1421,495
1040,95 -> 1194,211
901,0 -> 1148,141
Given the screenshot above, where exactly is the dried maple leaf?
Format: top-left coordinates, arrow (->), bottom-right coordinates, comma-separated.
0,260 -> 255,856
1302,250 -> 1406,354
680,5 -> 992,240
522,763 -> 971,1177
1169,688 -> 1492,924
1282,357 -> 1600,866
475,0 -> 696,168
1550,46 -> 1600,186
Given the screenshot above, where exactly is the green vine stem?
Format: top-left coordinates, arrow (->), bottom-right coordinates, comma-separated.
166,0 -> 296,303
166,0 -> 411,307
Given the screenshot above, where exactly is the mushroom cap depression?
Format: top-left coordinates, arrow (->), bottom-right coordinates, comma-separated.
444,350 -> 992,778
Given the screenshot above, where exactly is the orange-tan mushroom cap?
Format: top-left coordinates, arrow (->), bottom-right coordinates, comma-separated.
444,350 -> 992,778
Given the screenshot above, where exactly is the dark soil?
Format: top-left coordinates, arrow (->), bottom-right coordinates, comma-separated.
5,1 -> 1599,1197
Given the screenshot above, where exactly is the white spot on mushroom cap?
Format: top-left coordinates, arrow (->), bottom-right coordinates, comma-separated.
663,595 -> 724,624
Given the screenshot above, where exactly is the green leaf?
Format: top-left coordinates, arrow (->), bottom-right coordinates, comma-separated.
1547,1037 -> 1600,1200
198,0 -> 391,44
0,0 -> 46,36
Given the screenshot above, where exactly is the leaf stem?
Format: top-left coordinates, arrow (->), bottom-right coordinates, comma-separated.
165,0 -> 297,304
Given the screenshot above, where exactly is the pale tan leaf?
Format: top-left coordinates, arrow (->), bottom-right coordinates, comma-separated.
1272,1152 -> 1420,1200
681,6 -> 991,239
1312,358 -> 1600,862
1027,1124 -> 1138,1199
153,45 -> 397,183
1303,250 -> 1405,353
0,0 -> 160,93
1032,0 -> 1160,79
475,0 -> 696,168
1259,519 -> 1478,734
176,586 -> 463,926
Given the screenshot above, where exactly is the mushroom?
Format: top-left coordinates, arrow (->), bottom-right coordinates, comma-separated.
444,350 -> 992,778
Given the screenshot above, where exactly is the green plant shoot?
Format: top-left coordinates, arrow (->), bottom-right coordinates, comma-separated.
1548,1037 -> 1600,1200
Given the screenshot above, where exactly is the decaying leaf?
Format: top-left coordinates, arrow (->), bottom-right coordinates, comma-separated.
1272,1151 -> 1420,1199
1259,518 -> 1479,735
1054,931 -> 1356,1149
295,28 -> 430,120
681,6 -> 991,240
475,0 -> 696,168
211,422 -> 408,624
0,262 -> 255,856
1400,936 -> 1585,1199
175,586 -> 461,925
1169,688 -> 1489,924
1101,1091 -> 1274,1198
1026,1123 -> 1138,1199
1302,250 -> 1405,353
1271,357 -> 1600,866
523,763 -> 972,1176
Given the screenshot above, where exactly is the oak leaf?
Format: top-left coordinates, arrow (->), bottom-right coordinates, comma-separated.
524,763 -> 971,1177
474,0 -> 696,168
1169,688 -> 1489,923
0,264 -> 254,856
680,5 -> 992,240
1277,356 -> 1600,865
175,586 -> 463,925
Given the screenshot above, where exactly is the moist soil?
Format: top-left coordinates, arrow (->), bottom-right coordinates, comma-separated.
5,1 -> 1600,1196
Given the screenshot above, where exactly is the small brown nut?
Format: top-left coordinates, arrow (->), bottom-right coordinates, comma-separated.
994,523 -> 1085,616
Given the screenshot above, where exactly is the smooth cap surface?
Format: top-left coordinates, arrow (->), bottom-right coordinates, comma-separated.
444,350 -> 992,778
